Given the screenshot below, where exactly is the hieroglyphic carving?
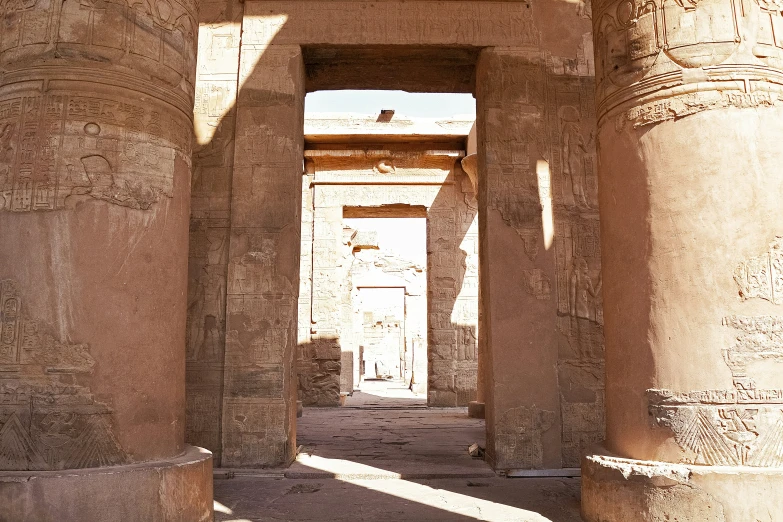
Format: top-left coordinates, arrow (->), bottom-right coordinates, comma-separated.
245,1 -> 540,47
0,94 -> 184,211
555,220 -> 604,358
0,279 -> 127,470
649,387 -> 783,466
496,406 -> 556,469
593,0 -> 783,123
734,236 -> 783,305
722,315 -> 783,389
0,0 -> 197,92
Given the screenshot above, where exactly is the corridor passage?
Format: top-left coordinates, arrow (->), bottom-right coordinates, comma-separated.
213,380 -> 582,522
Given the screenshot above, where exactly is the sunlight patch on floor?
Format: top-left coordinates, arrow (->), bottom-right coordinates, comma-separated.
296,454 -> 555,522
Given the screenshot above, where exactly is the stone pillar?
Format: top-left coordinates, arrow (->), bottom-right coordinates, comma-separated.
186,0 -> 244,467
476,48 -> 562,470
221,32 -> 304,466
0,0 -> 212,518
427,160 -> 479,407
583,0 -> 783,519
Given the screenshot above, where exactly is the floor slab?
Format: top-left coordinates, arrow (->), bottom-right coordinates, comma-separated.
214,381 -> 583,521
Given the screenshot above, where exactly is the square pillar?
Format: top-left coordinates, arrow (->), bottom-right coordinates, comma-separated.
221,41 -> 305,468
476,48 -> 562,470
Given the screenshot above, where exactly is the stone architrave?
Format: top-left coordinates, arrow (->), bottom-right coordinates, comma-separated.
220,34 -> 304,467
0,0 -> 213,517
582,0 -> 783,519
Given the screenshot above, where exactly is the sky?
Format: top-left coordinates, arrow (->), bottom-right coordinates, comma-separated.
305,90 -> 475,118
344,217 -> 427,266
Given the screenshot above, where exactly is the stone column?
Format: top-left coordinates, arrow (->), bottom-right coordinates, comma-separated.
583,0 -> 783,519
0,0 -> 212,518
220,29 -> 304,466
476,48 -> 562,470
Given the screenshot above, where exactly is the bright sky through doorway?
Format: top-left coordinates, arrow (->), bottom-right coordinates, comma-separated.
305,90 -> 476,118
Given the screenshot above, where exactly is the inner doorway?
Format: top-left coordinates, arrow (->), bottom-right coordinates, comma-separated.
295,90 -> 484,475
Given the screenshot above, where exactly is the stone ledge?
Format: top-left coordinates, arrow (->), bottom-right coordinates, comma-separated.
0,445 -> 213,522
581,447 -> 783,522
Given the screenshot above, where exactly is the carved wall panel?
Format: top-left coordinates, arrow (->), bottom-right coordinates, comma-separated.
0,92 -> 189,212
245,1 -> 540,47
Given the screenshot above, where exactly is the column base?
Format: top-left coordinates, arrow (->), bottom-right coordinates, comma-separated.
0,445 -> 213,522
582,448 -> 783,522
468,401 -> 485,419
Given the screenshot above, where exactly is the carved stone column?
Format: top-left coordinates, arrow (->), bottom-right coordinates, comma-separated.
0,0 -> 212,518
583,0 -> 783,519
220,29 -> 304,466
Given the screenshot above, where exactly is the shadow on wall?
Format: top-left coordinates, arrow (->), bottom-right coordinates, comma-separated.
184,3 -> 609,471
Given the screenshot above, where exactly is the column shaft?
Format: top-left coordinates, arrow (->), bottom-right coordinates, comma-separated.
584,0 -> 783,518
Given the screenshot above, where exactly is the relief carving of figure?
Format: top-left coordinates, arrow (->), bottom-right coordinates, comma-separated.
560,106 -> 592,209
569,257 -> 602,358
569,257 -> 602,322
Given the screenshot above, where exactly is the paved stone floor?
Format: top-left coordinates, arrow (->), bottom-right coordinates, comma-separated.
214,380 -> 582,521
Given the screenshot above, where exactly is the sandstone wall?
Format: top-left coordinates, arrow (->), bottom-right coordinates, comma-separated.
183,0 -> 604,469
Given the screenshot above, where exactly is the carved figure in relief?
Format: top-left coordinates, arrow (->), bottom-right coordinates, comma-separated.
560,106 -> 591,209
570,257 -> 602,322
0,279 -> 127,470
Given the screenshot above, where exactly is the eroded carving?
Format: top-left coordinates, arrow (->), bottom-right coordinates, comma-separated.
649,387 -> 783,466
734,237 -> 783,305
0,279 -> 127,470
722,315 -> 783,389
496,406 -> 556,469
0,95 -> 181,212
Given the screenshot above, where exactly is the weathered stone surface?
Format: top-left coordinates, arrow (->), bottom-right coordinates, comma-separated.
583,0 -> 783,516
477,43 -> 605,471
583,452 -> 783,522
1,445 -> 213,522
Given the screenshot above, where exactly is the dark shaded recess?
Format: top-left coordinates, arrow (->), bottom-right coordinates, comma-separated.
302,45 -> 481,93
